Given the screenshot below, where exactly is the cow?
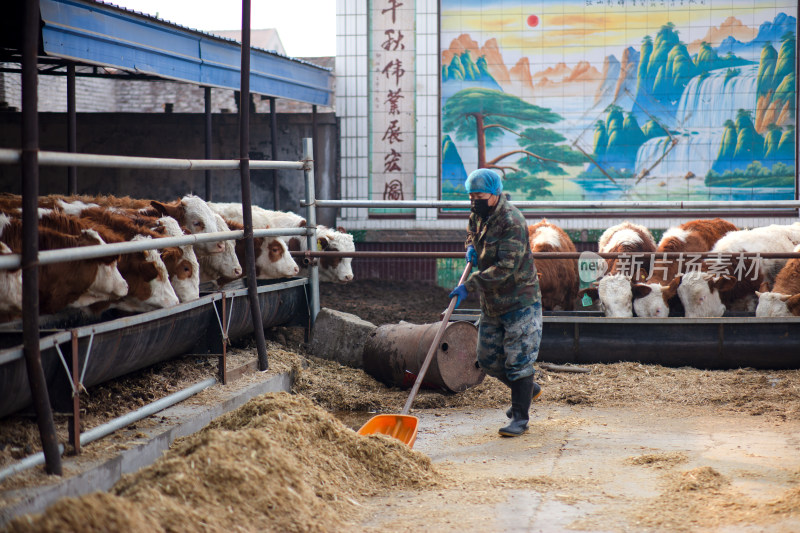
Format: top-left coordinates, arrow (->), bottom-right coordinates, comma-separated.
150,216 -> 201,302
755,244 -> 800,317
0,213 -> 129,316
527,219 -> 578,310
75,208 -> 184,310
36,210 -> 180,313
579,221 -> 657,317
0,241 -> 22,314
631,218 -> 738,317
221,218 -> 299,281
678,223 -> 800,317
197,213 -> 245,286
208,203 -> 354,283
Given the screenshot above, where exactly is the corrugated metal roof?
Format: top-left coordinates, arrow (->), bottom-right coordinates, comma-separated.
37,0 -> 333,106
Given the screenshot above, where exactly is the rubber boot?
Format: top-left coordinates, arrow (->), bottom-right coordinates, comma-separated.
505,376 -> 541,418
499,375 -> 534,437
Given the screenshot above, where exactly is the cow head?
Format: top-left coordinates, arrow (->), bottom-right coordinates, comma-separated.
255,237 -> 300,279
196,214 -> 242,282
115,235 -> 180,312
677,271 -> 735,317
0,241 -> 22,313
151,195 -> 224,254
596,274 -> 634,317
632,276 -> 681,318
755,291 -> 800,317
156,216 -> 200,302
317,227 -> 354,283
69,229 -> 128,308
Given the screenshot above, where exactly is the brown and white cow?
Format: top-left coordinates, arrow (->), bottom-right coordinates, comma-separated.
678,223 -> 800,317
221,218 -> 299,281
208,203 -> 350,282
198,213 -> 244,285
755,243 -> 800,317
0,241 -> 23,314
579,221 -> 657,317
37,210 -> 180,312
0,213 -> 129,316
527,219 -> 578,311
631,218 -> 738,317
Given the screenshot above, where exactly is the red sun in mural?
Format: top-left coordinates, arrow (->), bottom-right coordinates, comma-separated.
526,14 -> 539,27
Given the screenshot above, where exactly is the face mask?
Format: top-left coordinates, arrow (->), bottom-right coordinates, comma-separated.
471,198 -> 492,218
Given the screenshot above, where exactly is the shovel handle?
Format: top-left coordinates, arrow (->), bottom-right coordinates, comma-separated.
401,261 -> 473,415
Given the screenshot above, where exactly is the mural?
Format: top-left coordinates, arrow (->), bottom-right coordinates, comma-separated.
440,0 -> 797,203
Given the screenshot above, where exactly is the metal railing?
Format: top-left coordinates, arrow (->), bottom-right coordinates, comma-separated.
315,199 -> 800,210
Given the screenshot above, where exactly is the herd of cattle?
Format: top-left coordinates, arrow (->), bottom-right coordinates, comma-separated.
0,193 -> 355,321
529,218 -> 800,318
0,193 -> 798,321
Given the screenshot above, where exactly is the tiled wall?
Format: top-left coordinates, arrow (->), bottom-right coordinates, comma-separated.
333,3 -> 798,233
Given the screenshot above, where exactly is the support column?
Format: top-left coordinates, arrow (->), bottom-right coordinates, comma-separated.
66,62 -> 76,194
22,0 -> 62,476
239,0 -> 268,370
269,96 -> 279,210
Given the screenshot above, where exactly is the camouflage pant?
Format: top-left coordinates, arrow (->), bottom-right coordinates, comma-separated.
477,302 -> 542,382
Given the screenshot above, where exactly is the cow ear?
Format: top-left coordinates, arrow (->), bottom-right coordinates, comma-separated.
150,200 -> 178,218
631,283 -> 652,299
337,226 -> 346,233
664,276 -> 682,300
759,281 -> 770,293
786,294 -> 800,316
709,275 -> 737,292
536,272 -> 542,280
578,287 -> 599,300
317,236 -> 329,250
299,219 -> 307,227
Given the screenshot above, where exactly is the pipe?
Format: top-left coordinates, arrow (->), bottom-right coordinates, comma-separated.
239,0 -> 268,371
313,199 -> 800,210
0,378 -> 216,483
0,227 -> 310,271
0,148 -> 305,171
22,0 -> 62,476
66,62 -> 77,195
291,251 -> 800,259
270,96 -> 279,210
303,138 -> 320,324
204,86 -> 212,201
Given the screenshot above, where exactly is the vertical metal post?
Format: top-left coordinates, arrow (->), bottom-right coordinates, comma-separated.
22,0 -> 62,476
70,332 -> 80,454
269,97 -> 279,209
204,86 -> 212,201
312,104 -> 319,203
66,62 -> 77,195
303,137 -> 320,324
219,294 -> 228,384
239,0 -> 268,370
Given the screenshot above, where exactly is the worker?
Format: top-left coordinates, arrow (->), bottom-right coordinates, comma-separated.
449,168 -> 543,437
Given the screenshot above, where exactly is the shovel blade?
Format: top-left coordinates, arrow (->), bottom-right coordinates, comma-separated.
357,414 -> 418,448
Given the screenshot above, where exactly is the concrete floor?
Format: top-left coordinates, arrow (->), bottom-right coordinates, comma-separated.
354,404 -> 800,532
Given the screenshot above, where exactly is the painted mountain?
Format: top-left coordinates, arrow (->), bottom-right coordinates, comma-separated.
440,10 -> 796,201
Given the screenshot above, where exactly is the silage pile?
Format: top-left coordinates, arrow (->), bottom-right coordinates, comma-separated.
5,393 -> 437,533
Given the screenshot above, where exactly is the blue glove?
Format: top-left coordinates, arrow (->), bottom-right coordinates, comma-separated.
448,284 -> 469,309
466,245 -> 478,265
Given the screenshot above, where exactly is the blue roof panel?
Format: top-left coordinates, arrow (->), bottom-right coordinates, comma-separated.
38,0 -> 333,106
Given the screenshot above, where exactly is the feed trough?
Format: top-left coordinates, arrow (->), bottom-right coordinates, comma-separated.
0,279 -> 309,419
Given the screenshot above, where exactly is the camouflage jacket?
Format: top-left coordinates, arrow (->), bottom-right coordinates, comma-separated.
464,195 -> 540,317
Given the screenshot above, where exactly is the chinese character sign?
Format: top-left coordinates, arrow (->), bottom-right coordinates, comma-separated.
371,0 -> 415,204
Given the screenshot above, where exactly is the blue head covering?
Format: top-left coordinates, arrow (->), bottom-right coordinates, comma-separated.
465,168 -> 503,195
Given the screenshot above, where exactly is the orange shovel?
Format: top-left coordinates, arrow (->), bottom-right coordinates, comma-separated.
357,262 -> 473,448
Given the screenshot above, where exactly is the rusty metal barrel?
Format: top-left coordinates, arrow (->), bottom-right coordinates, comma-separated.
362,320 -> 485,392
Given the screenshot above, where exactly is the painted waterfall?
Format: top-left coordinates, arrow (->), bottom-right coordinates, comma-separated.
440,1 -> 797,202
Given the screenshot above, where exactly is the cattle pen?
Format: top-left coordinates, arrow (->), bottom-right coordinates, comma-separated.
1,1 -> 800,527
